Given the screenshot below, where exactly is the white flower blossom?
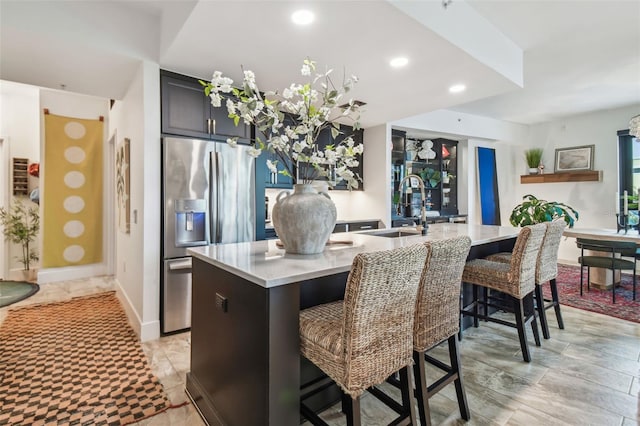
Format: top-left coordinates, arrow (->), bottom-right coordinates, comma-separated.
205,58 -> 362,186
226,99 -> 236,115
266,159 -> 278,174
247,147 -> 262,158
210,93 -> 222,107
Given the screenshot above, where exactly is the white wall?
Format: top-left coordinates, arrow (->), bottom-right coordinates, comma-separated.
519,104 -> 640,263
109,60 -> 161,342
0,82 -> 41,277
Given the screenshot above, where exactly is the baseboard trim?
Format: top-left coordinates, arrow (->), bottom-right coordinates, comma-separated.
113,280 -> 160,342
37,264 -> 108,283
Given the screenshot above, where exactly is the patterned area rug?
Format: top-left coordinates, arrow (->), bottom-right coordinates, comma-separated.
0,292 -> 175,425
550,264 -> 640,323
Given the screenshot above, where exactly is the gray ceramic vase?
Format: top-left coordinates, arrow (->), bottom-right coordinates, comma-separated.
272,184 -> 337,255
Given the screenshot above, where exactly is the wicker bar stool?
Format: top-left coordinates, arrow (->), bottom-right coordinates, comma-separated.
461,223 -> 546,363
412,236 -> 472,426
486,219 -> 567,339
299,244 -> 429,426
379,237 -> 472,425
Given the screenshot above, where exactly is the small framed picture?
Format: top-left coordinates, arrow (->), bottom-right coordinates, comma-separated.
409,177 -> 420,188
554,145 -> 594,172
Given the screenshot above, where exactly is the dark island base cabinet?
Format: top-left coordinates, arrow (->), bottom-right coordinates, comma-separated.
187,258 -> 302,426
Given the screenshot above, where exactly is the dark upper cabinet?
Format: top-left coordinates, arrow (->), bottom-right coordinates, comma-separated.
315,124 -> 364,191
160,70 -> 249,143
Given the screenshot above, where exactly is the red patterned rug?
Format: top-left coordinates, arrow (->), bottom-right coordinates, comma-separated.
551,263 -> 640,323
0,292 -> 181,425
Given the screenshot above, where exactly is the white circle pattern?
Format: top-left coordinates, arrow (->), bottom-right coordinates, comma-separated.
63,196 -> 85,213
63,245 -> 85,262
64,146 -> 86,164
64,122 -> 86,139
64,171 -> 85,189
63,220 -> 85,238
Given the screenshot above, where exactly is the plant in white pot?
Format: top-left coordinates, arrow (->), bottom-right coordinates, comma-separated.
0,199 -> 40,281
524,148 -> 544,174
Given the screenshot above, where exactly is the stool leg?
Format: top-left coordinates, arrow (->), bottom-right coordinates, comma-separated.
549,278 -> 564,329
580,265 -> 584,296
448,335 -> 470,421
413,351 -> 431,426
535,283 -> 550,339
514,297 -> 531,362
473,285 -> 480,328
343,395 -> 361,426
399,365 -> 417,426
526,294 -> 541,347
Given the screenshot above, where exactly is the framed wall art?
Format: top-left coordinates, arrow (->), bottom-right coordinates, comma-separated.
554,145 -> 594,172
116,138 -> 130,233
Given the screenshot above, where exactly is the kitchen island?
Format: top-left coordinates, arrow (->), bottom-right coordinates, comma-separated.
186,223 -> 519,426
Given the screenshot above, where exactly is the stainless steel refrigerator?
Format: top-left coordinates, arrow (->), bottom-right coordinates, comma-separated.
161,136 -> 255,334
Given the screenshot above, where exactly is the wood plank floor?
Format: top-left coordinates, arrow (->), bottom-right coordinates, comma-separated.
1,277 -> 638,425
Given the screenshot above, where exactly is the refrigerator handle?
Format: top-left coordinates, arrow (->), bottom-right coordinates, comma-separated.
210,151 -> 218,244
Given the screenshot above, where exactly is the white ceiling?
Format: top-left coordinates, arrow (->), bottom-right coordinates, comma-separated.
1,0 -> 638,128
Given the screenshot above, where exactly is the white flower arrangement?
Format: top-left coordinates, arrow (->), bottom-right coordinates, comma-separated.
406,139 -> 436,160
201,58 -> 364,189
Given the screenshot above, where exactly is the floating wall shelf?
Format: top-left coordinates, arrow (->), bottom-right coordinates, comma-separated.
520,170 -> 602,184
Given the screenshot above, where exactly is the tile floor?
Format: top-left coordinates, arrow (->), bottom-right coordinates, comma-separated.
1,276 -> 638,425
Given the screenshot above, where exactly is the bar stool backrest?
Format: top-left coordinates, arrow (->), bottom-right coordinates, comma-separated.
414,236 -> 471,352
510,223 -> 547,297
341,243 -> 429,395
537,219 -> 567,284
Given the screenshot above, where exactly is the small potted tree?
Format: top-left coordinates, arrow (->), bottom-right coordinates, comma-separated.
524,148 -> 544,174
0,199 -> 40,281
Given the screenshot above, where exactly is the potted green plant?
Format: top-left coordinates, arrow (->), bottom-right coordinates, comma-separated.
509,194 -> 579,228
0,199 -> 40,281
524,148 -> 544,174
418,168 -> 441,188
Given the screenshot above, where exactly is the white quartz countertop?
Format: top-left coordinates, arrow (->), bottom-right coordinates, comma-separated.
189,223 -> 520,288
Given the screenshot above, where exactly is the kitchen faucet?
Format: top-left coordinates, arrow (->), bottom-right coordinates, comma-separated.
399,174 -> 428,235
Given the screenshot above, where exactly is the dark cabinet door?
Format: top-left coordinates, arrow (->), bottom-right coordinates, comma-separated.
316,124 -> 364,191
161,70 -> 249,142
211,94 -> 250,142
259,149 -> 293,189
161,72 -> 211,139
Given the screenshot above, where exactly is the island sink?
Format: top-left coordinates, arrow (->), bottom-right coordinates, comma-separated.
359,229 -> 422,238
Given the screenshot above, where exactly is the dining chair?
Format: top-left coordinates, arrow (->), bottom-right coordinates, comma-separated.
299,244 -> 428,426
576,238 -> 637,303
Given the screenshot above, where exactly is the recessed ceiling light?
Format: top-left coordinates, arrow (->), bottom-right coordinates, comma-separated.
449,84 -> 466,93
390,57 -> 409,68
291,9 -> 314,25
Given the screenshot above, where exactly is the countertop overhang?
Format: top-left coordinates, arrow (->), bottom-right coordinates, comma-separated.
188,223 -> 520,288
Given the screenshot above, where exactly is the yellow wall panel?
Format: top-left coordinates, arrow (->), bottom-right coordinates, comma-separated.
43,114 -> 103,267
